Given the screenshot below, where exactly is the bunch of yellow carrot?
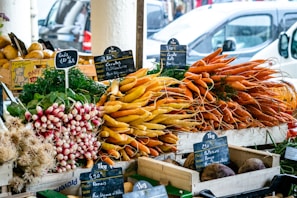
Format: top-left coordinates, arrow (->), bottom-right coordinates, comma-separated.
96,67 -> 198,164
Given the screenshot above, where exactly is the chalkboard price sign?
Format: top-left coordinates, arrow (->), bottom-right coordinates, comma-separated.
94,46 -> 136,81
80,161 -> 124,198
123,185 -> 168,198
160,38 -> 187,69
54,49 -> 78,69
193,132 -> 229,171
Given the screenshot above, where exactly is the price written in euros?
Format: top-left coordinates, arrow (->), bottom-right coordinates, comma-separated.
58,52 -> 76,65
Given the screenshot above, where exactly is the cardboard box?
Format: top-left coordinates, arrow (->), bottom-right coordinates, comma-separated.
137,145 -> 281,197
0,59 -> 54,90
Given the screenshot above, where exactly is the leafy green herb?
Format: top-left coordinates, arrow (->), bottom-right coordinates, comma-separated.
19,68 -> 106,104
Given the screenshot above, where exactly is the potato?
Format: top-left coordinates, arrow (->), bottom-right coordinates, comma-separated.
201,163 -> 235,182
3,45 -> 19,60
183,152 -> 196,170
0,58 -> 9,67
0,51 -> 5,59
2,62 -> 10,69
0,35 -> 11,49
27,42 -> 43,53
238,158 -> 266,174
25,50 -> 44,59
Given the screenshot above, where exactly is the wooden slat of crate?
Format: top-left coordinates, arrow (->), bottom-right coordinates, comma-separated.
137,145 -> 281,197
0,161 -> 13,186
77,65 -> 97,79
176,124 -> 287,155
0,185 -> 11,198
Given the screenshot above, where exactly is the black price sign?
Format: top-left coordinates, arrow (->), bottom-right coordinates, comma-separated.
94,46 -> 136,81
160,38 -> 187,69
123,184 -> 168,198
194,132 -> 229,171
80,161 -> 124,198
54,49 -> 78,69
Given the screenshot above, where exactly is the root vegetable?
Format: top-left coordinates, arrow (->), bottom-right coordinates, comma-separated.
201,163 -> 235,181
238,158 -> 266,174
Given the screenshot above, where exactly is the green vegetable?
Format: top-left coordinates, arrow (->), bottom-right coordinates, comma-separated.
19,68 -> 106,104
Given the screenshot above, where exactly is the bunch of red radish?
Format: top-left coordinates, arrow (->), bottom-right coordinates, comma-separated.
25,101 -> 104,173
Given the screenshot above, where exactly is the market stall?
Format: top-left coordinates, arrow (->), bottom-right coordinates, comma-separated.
1,33 -> 297,198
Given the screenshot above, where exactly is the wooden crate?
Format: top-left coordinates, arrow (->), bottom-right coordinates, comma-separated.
0,161 -> 13,197
26,160 -> 137,196
176,124 -> 287,155
137,145 -> 281,197
77,64 -> 97,80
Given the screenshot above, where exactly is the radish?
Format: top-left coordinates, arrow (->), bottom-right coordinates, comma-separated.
36,105 -> 44,117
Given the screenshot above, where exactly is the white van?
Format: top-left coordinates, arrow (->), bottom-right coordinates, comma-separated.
251,21 -> 297,87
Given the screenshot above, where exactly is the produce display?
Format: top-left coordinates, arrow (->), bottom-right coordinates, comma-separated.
1,46 -> 297,194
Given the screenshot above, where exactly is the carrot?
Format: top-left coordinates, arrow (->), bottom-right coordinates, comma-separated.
142,122 -> 166,130
183,78 -> 201,95
220,106 -> 235,124
149,147 -> 159,157
120,101 -> 147,110
191,59 -> 207,67
202,47 -> 223,63
116,114 -> 141,123
233,91 -> 258,105
201,77 -> 214,85
228,81 -> 247,91
107,149 -> 121,159
247,105 -> 278,123
137,138 -> 164,147
157,143 -> 177,153
120,84 -> 147,103
193,78 -> 208,89
96,93 -> 108,107
198,85 -> 215,102
102,126 -> 130,142
124,146 -> 136,157
101,154 -> 115,166
188,63 -> 227,74
119,149 -> 130,161
184,71 -> 202,80
103,103 -> 122,114
217,62 -> 259,75
101,142 -> 122,151
179,84 -> 193,101
201,112 -> 220,122
130,139 -> 150,154
210,75 -> 246,82
103,114 -> 130,128
126,67 -> 148,78
133,76 -> 152,87
120,77 -> 137,92
159,134 -> 178,144
110,108 -> 146,118
85,159 -> 94,168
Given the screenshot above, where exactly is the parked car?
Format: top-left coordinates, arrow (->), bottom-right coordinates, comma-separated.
251,21 -> 297,88
145,1 -> 297,66
38,0 -> 168,53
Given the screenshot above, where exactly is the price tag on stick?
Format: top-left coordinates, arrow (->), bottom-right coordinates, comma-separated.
54,49 -> 78,89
